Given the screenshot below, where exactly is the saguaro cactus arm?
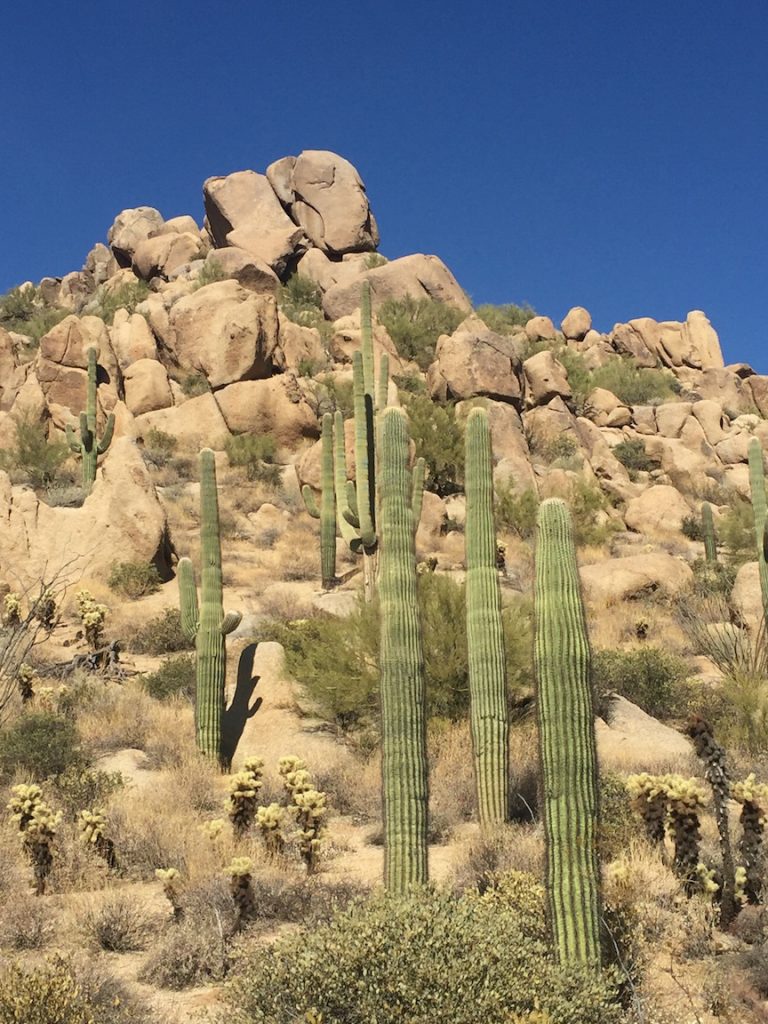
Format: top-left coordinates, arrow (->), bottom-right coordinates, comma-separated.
534,498 -> 602,967
67,347 -> 114,491
411,457 -> 426,528
178,557 -> 199,640
701,502 -> 718,563
748,439 -> 768,621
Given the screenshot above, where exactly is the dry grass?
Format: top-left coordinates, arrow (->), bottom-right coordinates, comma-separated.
78,890 -> 156,951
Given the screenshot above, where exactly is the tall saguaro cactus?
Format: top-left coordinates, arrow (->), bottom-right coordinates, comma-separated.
302,413 -> 336,589
701,501 -> 718,564
179,449 -> 241,763
748,439 -> 768,623
378,407 -> 428,892
534,498 -> 602,966
66,347 -> 114,492
465,408 -> 509,829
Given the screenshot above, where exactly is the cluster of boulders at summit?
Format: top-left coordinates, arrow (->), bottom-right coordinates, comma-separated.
0,148 -> 765,621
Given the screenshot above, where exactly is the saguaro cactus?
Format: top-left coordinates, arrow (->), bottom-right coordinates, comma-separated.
748,439 -> 768,623
66,346 -> 114,492
701,502 -> 718,564
378,407 -> 428,892
465,408 -> 509,830
179,449 -> 241,763
534,498 -> 602,966
302,413 -> 336,588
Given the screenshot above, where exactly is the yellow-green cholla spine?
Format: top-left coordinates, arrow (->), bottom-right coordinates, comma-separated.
534,498 -> 601,966
379,407 -> 428,892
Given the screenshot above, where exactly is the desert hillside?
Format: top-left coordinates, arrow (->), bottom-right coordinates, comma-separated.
1,149 -> 768,1024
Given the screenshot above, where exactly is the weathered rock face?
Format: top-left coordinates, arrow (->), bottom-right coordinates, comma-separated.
0,438 -> 171,586
107,208 -> 165,267
597,696 -> 693,770
204,248 -> 279,292
132,231 -> 207,281
135,391 -> 230,447
522,349 -> 571,407
322,254 -> 471,321
580,552 -> 693,604
295,249 -> 369,294
160,281 -> 280,389
426,315 -> 523,404
123,359 -> 173,416
329,313 -> 406,375
584,388 -> 631,428
624,484 -> 691,536
732,561 -> 761,630
109,310 -> 157,369
214,375 -> 320,456
266,150 -> 379,255
561,306 -> 592,341
609,311 -> 724,371
36,316 -> 119,421
203,171 -> 307,275
524,315 -> 557,342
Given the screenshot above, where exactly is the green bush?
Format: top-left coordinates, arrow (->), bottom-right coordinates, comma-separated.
0,712 -> 85,780
259,574 -> 532,729
474,302 -> 536,334
142,428 -> 178,468
364,253 -> 388,270
53,765 -> 124,818
225,433 -> 281,485
142,654 -> 196,701
590,359 -> 678,405
613,437 -> 657,478
404,394 -> 464,495
0,413 -> 70,489
107,561 -> 162,600
129,608 -> 194,655
535,432 -> 580,465
495,485 -> 539,539
0,285 -> 69,343
89,281 -> 150,325
193,261 -> 227,289
278,276 -> 331,339
599,772 -> 643,860
523,341 -> 593,412
719,495 -> 755,565
225,885 -> 621,1024
593,647 -> 692,720
319,375 -> 355,419
378,296 -> 464,370
180,372 -> 210,397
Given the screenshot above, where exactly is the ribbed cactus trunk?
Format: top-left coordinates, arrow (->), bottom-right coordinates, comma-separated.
179,449 -> 241,763
465,408 -> 509,830
65,347 -> 115,492
302,413 -> 336,589
701,502 -> 718,563
534,498 -> 602,967
748,439 -> 768,624
379,407 -> 428,892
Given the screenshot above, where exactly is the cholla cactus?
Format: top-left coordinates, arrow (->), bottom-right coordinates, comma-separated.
17,663 -> 36,703
279,756 -> 314,802
3,591 -> 21,627
200,817 -> 226,843
8,786 -> 61,896
78,809 -> 117,870
76,590 -> 107,650
7,783 -> 45,831
732,773 -> 768,904
33,589 -> 56,630
293,788 -> 327,874
156,867 -> 184,922
227,759 -> 264,838
626,773 -> 668,846
256,803 -> 286,858
225,856 -> 256,926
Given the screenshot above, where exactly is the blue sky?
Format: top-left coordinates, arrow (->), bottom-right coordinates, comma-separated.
2,1 -> 767,368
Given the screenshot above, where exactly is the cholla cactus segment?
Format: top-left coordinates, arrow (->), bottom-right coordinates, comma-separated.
3,591 -> 21,626
735,865 -> 748,905
75,589 -> 107,650
7,783 -> 45,830
256,802 -> 286,857
200,818 -> 226,841
294,788 -> 327,874
732,773 -> 768,905
78,809 -> 116,869
278,755 -> 307,778
732,773 -> 768,812
33,588 -> 56,629
626,773 -> 669,845
226,857 -> 256,924
156,867 -> 184,921
21,803 -> 61,895
284,768 -> 313,798
227,769 -> 263,837
17,662 -> 36,703
242,756 -> 265,777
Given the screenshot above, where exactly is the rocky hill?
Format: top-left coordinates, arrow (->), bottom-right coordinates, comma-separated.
1,149 -> 767,1023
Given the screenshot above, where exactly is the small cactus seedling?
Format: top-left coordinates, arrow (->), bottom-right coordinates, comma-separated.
256,803 -> 286,858
66,346 -> 115,492
156,867 -> 184,922
293,788 -> 327,874
78,809 -> 117,871
226,857 -> 256,927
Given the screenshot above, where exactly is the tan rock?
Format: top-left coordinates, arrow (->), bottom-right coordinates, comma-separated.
203,170 -> 306,274
684,310 -> 724,369
214,375 -> 320,456
153,215 -> 199,236
643,434 -> 713,494
427,315 -> 522,404
204,247 -> 279,292
624,484 -> 690,536
110,309 -> 157,368
330,313 -> 406,374
746,375 -> 768,418
722,463 -> 750,498
296,416 -> 356,491
163,280 -> 279,389
597,696 -> 693,770
274,316 -> 328,374
524,315 -> 556,342
132,231 -> 206,281
581,552 -> 692,604
0,438 -> 170,585
691,400 -> 728,445
58,272 -> 94,313
631,406 -> 657,434
654,402 -> 692,438
574,418 -> 631,491
84,243 -> 119,285
322,254 -> 471,321
523,397 -> 580,462
609,322 -> 658,368
123,359 -> 173,416
295,248 -> 369,293
731,562 -> 761,631
522,349 -> 571,407
37,316 -> 119,417
108,207 -> 165,266
678,367 -> 748,412
561,306 -> 591,340
715,430 -> 752,465
135,392 -> 230,447
266,150 -> 379,255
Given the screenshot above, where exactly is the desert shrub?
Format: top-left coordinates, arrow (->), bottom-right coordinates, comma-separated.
80,893 -> 152,951
0,413 -> 70,488
0,896 -> 51,949
681,512 -> 704,541
0,957 -> 97,1024
278,276 -> 330,338
522,341 -> 593,412
225,433 -> 281,485
142,427 -> 178,467
590,359 -> 678,405
139,922 -> 230,988
495,485 -> 538,539
613,437 -> 657,478
474,302 -> 536,333
319,374 -> 355,418
42,482 -> 87,508
107,560 -> 161,599
129,608 -> 194,655
89,280 -> 150,324
403,393 -> 464,495
0,285 -> 69,343
193,261 -> 227,289
689,558 -> 736,597
599,772 -> 644,859
378,296 -> 464,370
535,432 -> 579,465
593,647 -> 692,720
74,961 -> 156,1024
392,371 -> 426,395
180,371 -> 210,397
53,765 -> 124,818
142,654 -> 196,702
260,575 -> 532,728
0,712 -> 84,780
225,886 -> 622,1024
569,478 -> 621,547
719,494 -> 755,565
364,253 -> 388,269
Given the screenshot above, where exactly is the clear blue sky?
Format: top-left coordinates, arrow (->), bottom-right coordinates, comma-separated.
2,1 -> 767,368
